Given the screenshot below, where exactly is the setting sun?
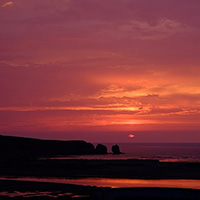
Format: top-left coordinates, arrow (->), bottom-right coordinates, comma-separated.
128,134 -> 135,139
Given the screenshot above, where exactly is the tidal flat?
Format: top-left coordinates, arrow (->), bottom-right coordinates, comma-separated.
0,158 -> 200,199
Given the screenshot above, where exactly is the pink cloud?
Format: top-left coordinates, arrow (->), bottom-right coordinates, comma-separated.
2,1 -> 13,8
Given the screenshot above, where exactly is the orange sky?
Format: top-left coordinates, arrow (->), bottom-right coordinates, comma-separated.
0,0 -> 200,142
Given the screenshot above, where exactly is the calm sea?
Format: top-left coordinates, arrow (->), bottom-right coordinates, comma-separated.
52,143 -> 200,162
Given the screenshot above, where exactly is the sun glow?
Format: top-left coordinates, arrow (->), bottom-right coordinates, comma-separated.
128,134 -> 135,138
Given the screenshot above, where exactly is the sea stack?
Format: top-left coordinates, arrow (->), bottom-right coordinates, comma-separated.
112,144 -> 121,154
95,144 -> 108,154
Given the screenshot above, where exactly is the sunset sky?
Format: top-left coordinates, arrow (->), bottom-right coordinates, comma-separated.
0,0 -> 200,142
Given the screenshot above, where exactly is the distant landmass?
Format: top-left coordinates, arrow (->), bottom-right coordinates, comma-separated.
0,135 -> 99,157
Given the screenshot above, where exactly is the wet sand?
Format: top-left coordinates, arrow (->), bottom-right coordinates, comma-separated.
0,158 -> 200,199
1,179 -> 200,200
1,177 -> 200,190
0,179 -> 95,199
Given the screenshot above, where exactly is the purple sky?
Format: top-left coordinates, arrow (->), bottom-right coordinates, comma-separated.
0,0 -> 200,142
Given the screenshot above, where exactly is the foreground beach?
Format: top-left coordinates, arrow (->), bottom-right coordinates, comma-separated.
0,158 -> 200,199
1,179 -> 200,200
0,158 -> 200,179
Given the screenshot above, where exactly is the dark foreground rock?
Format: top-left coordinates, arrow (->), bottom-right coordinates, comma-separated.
92,187 -> 200,200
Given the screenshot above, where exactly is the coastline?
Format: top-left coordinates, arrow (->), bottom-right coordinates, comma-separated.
0,137 -> 199,199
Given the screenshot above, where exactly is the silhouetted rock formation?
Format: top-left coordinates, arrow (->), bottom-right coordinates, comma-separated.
0,135 -> 95,157
95,144 -> 108,154
112,144 -> 121,154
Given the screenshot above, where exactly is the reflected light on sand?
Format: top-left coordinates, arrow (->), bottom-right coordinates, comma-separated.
0,177 -> 200,190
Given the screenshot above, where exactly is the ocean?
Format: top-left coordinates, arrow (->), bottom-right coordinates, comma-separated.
52,143 -> 200,162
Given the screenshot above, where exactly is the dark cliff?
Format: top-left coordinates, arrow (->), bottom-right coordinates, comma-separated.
0,135 -> 95,157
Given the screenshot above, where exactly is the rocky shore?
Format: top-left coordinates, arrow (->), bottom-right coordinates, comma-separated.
1,135 -> 200,199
